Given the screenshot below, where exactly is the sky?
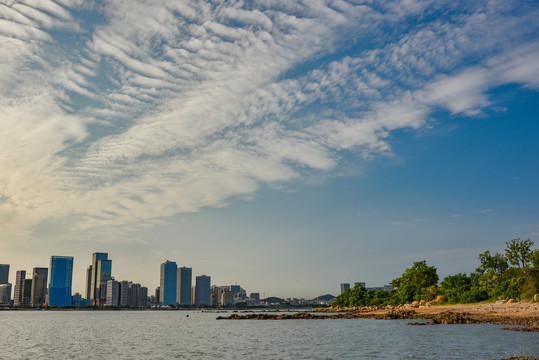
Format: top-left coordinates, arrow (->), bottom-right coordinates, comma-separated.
0,0 -> 538,299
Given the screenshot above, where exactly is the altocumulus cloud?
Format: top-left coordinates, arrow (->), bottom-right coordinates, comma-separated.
0,0 -> 538,243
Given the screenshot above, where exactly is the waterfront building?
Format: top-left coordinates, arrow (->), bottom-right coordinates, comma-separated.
155,286 -> 160,304
0,264 -> 9,284
340,283 -> 350,294
106,279 -> 120,306
85,265 -> 92,299
210,285 -> 220,306
22,279 -> 32,306
0,284 -> 12,306
30,267 -> 48,307
220,289 -> 233,306
96,259 -> 112,305
250,293 -> 260,302
72,293 -> 92,307
48,256 -> 74,307
139,287 -> 148,307
177,267 -> 192,305
195,275 -> 211,306
88,252 -> 108,302
230,285 -> 241,296
160,260 -> 177,305
13,270 -> 26,306
119,280 -> 130,306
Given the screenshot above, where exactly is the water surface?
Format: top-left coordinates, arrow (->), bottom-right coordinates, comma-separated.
1,310 -> 537,359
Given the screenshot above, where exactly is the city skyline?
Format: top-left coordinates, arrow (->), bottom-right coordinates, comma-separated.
0,1 -> 538,299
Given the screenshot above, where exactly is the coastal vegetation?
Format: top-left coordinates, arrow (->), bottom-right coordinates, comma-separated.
333,238 -> 538,307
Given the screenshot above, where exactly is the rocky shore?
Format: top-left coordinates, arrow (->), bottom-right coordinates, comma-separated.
216,301 -> 539,331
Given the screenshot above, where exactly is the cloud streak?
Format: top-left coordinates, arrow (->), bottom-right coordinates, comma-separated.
0,0 -> 538,244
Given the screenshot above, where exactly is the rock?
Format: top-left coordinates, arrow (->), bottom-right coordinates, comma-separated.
419,300 -> 426,305
507,299 -> 518,304
534,294 -> 539,302
411,301 -> 420,308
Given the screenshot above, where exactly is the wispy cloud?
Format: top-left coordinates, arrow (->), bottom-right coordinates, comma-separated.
0,0 -> 538,244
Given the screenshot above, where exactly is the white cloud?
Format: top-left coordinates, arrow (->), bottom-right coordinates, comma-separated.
0,0 -> 537,245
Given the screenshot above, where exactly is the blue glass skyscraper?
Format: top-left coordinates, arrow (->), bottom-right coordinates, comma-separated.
48,256 -> 73,307
160,260 -> 177,305
177,267 -> 192,305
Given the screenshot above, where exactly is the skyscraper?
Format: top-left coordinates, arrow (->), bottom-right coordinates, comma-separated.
13,270 -> 26,306
106,279 -> 120,306
85,265 -> 92,300
22,279 -> 32,306
160,261 -> 177,305
177,267 -> 192,305
31,267 -> 48,307
48,256 -> 73,307
0,264 -> 11,306
89,252 -> 108,302
195,275 -> 211,306
0,284 -> 11,306
0,264 -> 9,284
96,259 -> 112,305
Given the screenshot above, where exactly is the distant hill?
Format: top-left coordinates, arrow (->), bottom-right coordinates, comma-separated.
262,297 -> 284,304
309,294 -> 335,303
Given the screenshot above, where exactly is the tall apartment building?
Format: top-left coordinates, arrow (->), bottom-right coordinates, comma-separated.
0,264 -> 11,306
13,270 -> 26,306
195,275 -> 211,306
0,264 -> 9,284
106,279 -> 120,306
30,267 -> 48,307
48,256 -> 73,307
340,283 -> 350,294
160,260 -> 177,305
177,267 -> 192,305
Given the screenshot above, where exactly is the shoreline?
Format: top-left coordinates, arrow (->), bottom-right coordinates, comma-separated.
217,301 -> 539,329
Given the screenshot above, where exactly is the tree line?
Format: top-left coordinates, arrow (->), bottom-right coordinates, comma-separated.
333,238 -> 538,307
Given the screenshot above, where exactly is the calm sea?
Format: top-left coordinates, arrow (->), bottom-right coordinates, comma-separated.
0,310 -> 537,359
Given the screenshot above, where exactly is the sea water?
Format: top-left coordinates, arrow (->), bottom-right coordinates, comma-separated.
0,310 -> 537,359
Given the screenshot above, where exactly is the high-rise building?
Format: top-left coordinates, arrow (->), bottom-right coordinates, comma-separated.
30,267 -> 48,307
96,259 -> 112,305
160,260 -> 177,305
340,283 -> 350,294
0,284 -> 11,306
230,285 -> 241,296
0,264 -> 9,284
220,289 -> 233,306
119,280 -> 130,306
13,270 -> 26,306
88,252 -> 108,302
106,279 -> 120,306
85,265 -> 92,300
177,267 -> 192,305
139,287 -> 148,307
22,279 -> 32,306
48,256 -> 73,307
195,275 -> 211,306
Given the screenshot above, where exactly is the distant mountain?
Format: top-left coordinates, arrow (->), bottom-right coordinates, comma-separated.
309,294 -> 335,302
262,297 -> 284,304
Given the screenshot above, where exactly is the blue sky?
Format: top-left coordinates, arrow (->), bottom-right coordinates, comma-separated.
0,0 -> 537,298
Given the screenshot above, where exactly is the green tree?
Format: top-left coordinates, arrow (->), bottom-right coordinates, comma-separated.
505,238 -> 534,269
391,261 -> 439,303
476,251 -> 508,276
440,273 -> 472,303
